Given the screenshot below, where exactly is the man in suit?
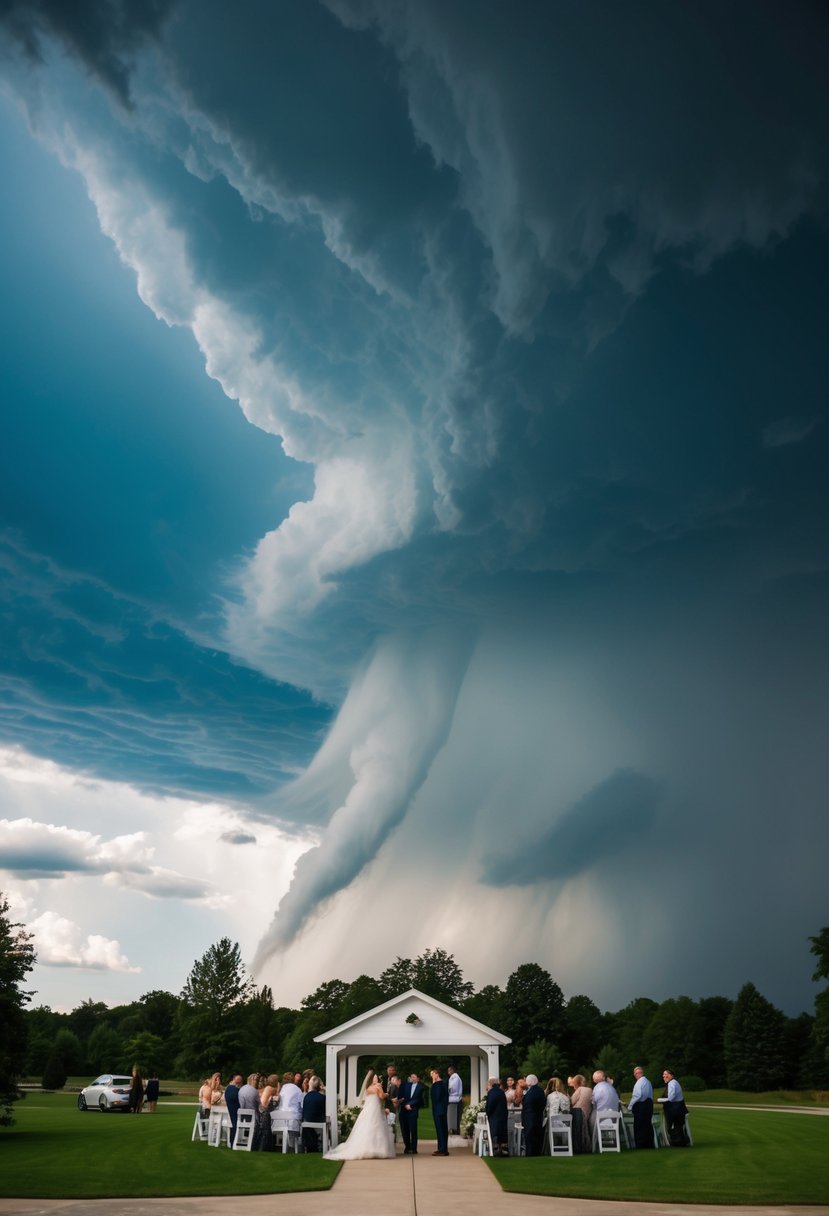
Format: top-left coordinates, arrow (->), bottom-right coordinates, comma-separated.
447,1064 -> 463,1135
430,1068 -> 449,1155
224,1073 -> 242,1145
485,1078 -> 508,1156
522,1073 -> 546,1156
628,1066 -> 654,1149
398,1072 -> 423,1154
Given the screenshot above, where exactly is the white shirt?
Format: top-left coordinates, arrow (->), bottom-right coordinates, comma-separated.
278,1082 -> 303,1118
665,1078 -> 684,1103
448,1072 -> 463,1104
629,1075 -> 653,1107
592,1081 -> 619,1112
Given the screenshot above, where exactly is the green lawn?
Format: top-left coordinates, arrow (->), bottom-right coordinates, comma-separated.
0,1093 -> 341,1199
487,1107 -> 829,1204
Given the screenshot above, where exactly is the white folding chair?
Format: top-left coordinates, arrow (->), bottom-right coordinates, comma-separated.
207,1107 -> 231,1147
300,1119 -> 330,1154
651,1112 -> 662,1148
473,1112 -> 493,1156
232,1109 -> 256,1151
271,1110 -> 300,1153
593,1110 -> 622,1153
191,1110 -> 209,1141
548,1113 -> 573,1157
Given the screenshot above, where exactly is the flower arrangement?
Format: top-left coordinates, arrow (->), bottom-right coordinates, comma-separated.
460,1099 -> 485,1137
405,1012 -> 422,1025
337,1104 -> 362,1138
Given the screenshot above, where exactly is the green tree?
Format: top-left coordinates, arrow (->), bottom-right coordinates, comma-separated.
52,1028 -> 84,1076
42,1053 -> 67,1090
723,982 -> 787,1090
0,893 -> 36,1125
379,948 -> 473,1005
521,1039 -> 567,1081
178,937 -> 254,1075
86,1024 -> 124,1074
139,990 -> 181,1040
695,996 -> 732,1087
809,927 -> 829,1084
282,1009 -> 326,1076
605,996 -> 659,1068
462,985 -> 507,1032
642,996 -> 703,1079
338,975 -> 385,1023
504,963 -> 565,1055
67,999 -> 109,1046
124,1031 -> 165,1076
561,994 -> 604,1068
301,979 -> 349,1016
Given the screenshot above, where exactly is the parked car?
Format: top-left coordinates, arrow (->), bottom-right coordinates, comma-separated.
77,1074 -> 133,1112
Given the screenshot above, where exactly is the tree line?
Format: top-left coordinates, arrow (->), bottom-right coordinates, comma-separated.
2,893 -> 828,1124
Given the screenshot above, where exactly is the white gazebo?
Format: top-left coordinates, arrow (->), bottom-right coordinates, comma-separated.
314,988 -> 511,1145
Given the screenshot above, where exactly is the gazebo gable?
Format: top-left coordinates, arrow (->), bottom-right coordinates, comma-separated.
314,987 -> 510,1047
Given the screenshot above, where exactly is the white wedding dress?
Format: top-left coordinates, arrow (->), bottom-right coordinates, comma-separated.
325,1092 -> 396,1160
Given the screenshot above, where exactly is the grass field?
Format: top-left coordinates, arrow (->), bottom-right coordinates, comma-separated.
0,1093 -> 341,1199
487,1107 -> 829,1204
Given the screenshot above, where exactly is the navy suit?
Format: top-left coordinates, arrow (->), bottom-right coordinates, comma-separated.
430,1078 -> 449,1153
224,1082 -> 240,1144
301,1090 -> 326,1151
485,1085 -> 508,1152
521,1084 -> 546,1156
398,1080 -> 423,1152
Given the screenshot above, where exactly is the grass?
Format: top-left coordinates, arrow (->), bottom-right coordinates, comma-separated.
486,1107 -> 829,1204
0,1092 -> 341,1199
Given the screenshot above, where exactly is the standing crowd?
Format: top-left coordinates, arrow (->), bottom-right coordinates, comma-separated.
484,1067 -> 690,1155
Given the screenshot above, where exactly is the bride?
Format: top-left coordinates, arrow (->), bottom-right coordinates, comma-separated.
324,1070 -> 396,1160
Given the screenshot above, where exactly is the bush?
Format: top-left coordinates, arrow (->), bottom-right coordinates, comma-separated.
41,1054 -> 67,1091
682,1075 -> 706,1091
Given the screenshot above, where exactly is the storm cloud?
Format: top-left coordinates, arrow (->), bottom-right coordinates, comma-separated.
1,0 -> 827,1013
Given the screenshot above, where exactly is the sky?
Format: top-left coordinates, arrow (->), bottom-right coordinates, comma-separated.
0,0 -> 827,1020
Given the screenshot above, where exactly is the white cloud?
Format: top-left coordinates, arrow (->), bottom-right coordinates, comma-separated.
29,910 -> 140,973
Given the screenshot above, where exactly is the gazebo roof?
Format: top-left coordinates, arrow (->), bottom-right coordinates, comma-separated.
314,987 -> 511,1051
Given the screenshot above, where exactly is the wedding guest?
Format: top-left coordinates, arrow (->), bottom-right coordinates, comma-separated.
447,1064 -> 463,1135
252,1074 -> 279,1151
144,1075 -> 159,1114
430,1067 -> 450,1155
301,1076 -> 326,1151
224,1073 -> 243,1144
661,1069 -> 689,1146
568,1074 -> 593,1153
485,1078 -> 509,1156
129,1068 -> 144,1115
590,1070 -> 620,1148
198,1072 -> 223,1117
545,1076 -> 571,1114
504,1076 -> 516,1106
628,1066 -> 654,1149
512,1077 -> 527,1109
238,1073 -> 260,1111
279,1071 -> 304,1119
522,1074 -> 546,1156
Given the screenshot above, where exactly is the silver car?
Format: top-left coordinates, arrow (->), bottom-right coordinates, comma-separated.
77,1074 -> 133,1112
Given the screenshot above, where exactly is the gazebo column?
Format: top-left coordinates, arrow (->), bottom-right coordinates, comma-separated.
470,1054 -> 481,1104
346,1053 -> 361,1105
326,1043 -> 344,1147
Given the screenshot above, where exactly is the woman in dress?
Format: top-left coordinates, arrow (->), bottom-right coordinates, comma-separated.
545,1076 -> 571,1114
252,1074 -> 280,1151
144,1075 -> 160,1113
324,1071 -> 396,1160
129,1068 -> 144,1114
198,1072 -> 223,1117
568,1074 -> 593,1153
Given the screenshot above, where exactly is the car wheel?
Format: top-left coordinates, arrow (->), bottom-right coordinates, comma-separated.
78,1094 -> 87,1111
99,1095 -> 109,1112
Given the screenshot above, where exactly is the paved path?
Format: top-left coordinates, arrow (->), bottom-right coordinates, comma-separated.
1,1139 -> 827,1216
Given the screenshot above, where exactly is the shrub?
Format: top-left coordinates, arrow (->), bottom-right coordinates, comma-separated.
41,1054 -> 67,1091
682,1075 -> 706,1091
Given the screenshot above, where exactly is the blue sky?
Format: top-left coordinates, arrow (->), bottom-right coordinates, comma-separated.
0,0 -> 827,1018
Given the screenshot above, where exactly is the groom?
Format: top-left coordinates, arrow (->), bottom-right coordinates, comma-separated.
398,1072 -> 423,1154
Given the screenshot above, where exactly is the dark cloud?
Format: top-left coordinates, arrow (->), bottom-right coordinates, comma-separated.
483,769 -> 661,886
219,831 -> 257,845
0,0 -> 173,104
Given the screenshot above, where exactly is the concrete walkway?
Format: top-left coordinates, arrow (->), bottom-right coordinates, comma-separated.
1,1140 -> 828,1216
